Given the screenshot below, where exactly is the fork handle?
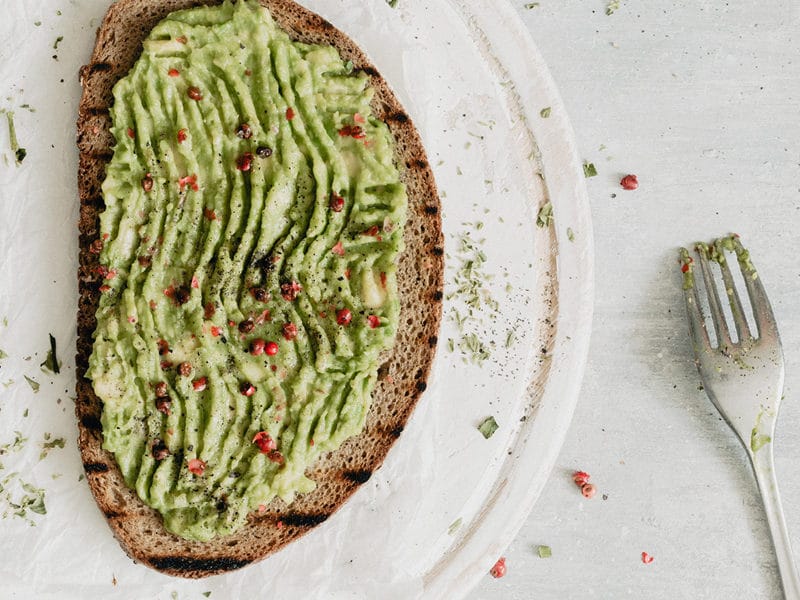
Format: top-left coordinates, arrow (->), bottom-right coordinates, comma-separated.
750,445 -> 800,599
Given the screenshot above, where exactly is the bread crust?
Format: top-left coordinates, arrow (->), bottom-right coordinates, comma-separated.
76,0 -> 443,578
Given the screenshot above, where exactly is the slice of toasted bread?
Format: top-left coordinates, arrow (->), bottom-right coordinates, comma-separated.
76,0 -> 443,578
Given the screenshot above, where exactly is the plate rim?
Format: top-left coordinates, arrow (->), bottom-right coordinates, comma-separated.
421,0 -> 595,596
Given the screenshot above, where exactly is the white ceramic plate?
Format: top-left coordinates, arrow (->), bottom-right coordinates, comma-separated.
0,1 -> 591,598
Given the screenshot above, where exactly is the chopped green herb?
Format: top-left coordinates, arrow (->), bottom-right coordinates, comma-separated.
524,2 -> 540,7
53,36 -> 64,50
567,227 -> 575,242
40,334 -> 60,374
343,60 -> 354,74
537,545 -> 552,558
505,330 -> 517,348
5,112 -> 26,165
536,201 -> 553,228
448,517 -> 463,535
539,106 -> 551,118
0,349 -> 7,360
606,0 -> 621,15
0,431 -> 27,455
56,10 -> 62,16
583,162 -> 597,178
34,21 -> 42,26
19,104 -> 35,113
478,416 -> 499,439
24,376 -> 40,393
386,0 -> 398,7
203,593 -> 212,599
39,437 -> 66,461
23,409 -> 28,418
447,338 -> 455,353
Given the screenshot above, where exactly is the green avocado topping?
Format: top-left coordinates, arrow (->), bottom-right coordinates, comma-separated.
87,0 -> 407,541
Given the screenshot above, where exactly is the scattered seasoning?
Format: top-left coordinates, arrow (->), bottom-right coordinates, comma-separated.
168,68 -> 180,77
573,471 -> 590,486
187,458 -> 206,476
256,146 -> 273,158
141,174 -> 154,192
177,362 -> 192,377
236,123 -> 253,139
187,86 -> 203,101
178,174 -> 199,191
5,112 -> 27,165
641,551 -> 654,564
40,334 -> 60,374
477,416 -> 499,439
537,545 -> 552,558
176,35 -> 188,44
192,377 -> 208,392
177,129 -> 187,143
331,241 -> 345,256
239,381 -> 256,397
505,330 -> 516,348
620,174 -> 638,190
489,557 -> 507,579
236,152 -> 254,172
282,322 -> 298,341
447,228 -> 499,365
386,0 -> 398,7
280,281 -> 302,301
539,106 -> 551,118
367,315 -> 380,329
285,107 -> 295,120
156,396 -> 171,416
252,431 -> 276,454
448,517 -> 463,535
329,193 -> 345,212
250,339 -> 266,356
536,201 -> 553,228
151,439 -> 170,460
24,375 -> 40,393
336,308 -> 352,326
203,593 -> 212,598
251,287 -> 269,303
583,162 -> 598,178
39,436 -> 66,461
606,0 -> 621,15
344,60 -> 354,73
238,319 -> 255,334
581,483 -> 597,499
265,341 -> 279,356
567,227 -> 575,242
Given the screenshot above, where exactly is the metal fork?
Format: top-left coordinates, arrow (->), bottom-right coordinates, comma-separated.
681,235 -> 800,599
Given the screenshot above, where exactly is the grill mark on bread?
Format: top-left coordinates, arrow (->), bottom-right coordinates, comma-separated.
386,111 -> 409,124
282,512 -> 330,528
150,556 -> 252,573
342,469 -> 372,484
81,415 -> 103,432
84,106 -> 110,116
86,150 -> 114,161
83,462 -> 110,473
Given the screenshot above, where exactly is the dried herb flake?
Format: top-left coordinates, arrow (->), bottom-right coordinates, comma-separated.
41,334 -> 60,374
583,162 -> 598,178
536,201 -> 553,228
478,416 -> 499,439
24,376 -> 40,393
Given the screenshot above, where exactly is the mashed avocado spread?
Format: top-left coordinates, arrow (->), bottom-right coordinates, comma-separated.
87,0 -> 406,541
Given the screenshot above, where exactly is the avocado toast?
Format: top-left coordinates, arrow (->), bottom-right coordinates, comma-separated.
76,0 -> 442,577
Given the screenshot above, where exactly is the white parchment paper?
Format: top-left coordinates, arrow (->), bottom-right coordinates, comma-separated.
0,1 -> 592,598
